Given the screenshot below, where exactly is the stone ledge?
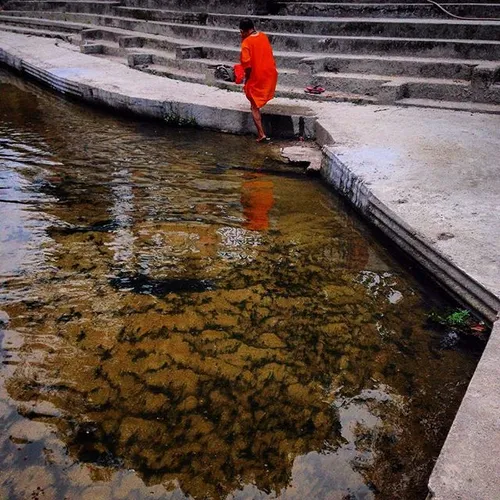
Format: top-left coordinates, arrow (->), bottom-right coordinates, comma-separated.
428,319 -> 500,500
0,32 -> 316,139
319,145 -> 500,322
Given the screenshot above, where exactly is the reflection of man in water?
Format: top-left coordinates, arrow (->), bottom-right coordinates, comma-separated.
240,174 -> 274,231
239,18 -> 278,142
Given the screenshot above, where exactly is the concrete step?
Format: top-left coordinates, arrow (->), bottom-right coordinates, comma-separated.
3,16 -> 497,87
207,14 -> 500,41
102,33 -> 497,104
0,24 -> 80,42
113,3 -> 500,22
77,24 -> 500,84
2,11 -> 500,60
282,0 -> 500,3
312,71 -> 470,98
136,62 -> 206,82
396,97 -> 500,114
81,26 -> 197,53
80,38 -> 124,56
113,7 -> 209,24
139,49 -> 305,86
0,14 -> 85,33
275,2 -> 500,18
152,44 -> 499,103
404,75 -> 473,100
308,53 -> 488,80
4,1 -> 120,14
78,24 -> 500,97
119,0 -> 270,15
92,30 -> 500,104
133,61 -> 379,103
79,26 -> 498,80
3,21 -> 497,109
3,9 -> 500,41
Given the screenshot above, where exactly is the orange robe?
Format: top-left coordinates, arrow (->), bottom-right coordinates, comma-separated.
240,32 -> 278,109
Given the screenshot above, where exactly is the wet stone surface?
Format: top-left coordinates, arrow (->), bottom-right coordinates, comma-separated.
0,68 -> 484,500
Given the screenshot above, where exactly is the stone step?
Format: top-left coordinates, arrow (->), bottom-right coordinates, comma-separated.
275,2 -> 500,18
108,35 -> 497,104
132,61 -> 379,103
119,0 -> 270,14
278,84 -> 378,103
112,3 -> 500,21
4,1 -> 121,14
3,19 -> 497,108
2,11 -> 500,60
396,97 -> 500,114
137,62 -> 206,82
312,70 -> 471,98
282,0 -> 500,3
77,24 -> 500,83
0,23 -> 79,42
80,38 -> 124,56
89,29 -> 500,104
77,31 -> 381,100
113,7 -> 210,24
81,26 -> 195,53
212,14 -> 500,41
0,14 -> 84,33
5,9 -> 500,41
78,24 -> 500,94
305,53 -> 490,80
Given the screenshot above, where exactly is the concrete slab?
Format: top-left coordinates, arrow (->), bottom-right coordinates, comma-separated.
0,30 -> 499,500
280,144 -> 322,173
315,105 -> 500,320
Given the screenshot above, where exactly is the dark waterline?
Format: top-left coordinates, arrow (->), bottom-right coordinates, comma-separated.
0,67 -> 483,500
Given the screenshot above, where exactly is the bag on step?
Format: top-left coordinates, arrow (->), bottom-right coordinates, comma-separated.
214,65 -> 235,82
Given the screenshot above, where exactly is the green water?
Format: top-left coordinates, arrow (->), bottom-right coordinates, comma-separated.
0,68 -> 483,500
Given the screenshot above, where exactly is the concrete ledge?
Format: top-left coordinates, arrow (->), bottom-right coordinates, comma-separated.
0,32 -> 316,139
428,319 -> 500,500
319,145 -> 500,322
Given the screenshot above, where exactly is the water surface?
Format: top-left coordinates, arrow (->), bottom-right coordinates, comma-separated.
0,68 -> 483,500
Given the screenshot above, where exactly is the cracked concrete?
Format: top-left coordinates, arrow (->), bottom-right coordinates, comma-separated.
0,30 -> 499,500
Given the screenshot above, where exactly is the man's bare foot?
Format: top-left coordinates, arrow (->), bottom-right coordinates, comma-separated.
256,136 -> 270,143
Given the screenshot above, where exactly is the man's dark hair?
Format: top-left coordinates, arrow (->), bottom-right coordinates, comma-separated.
239,18 -> 255,31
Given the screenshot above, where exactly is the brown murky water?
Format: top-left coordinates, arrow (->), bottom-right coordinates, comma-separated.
0,67 -> 484,500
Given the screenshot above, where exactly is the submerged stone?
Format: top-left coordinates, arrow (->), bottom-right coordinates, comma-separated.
109,274 -> 216,296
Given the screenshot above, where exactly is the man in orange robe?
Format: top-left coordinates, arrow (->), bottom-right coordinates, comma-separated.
239,18 -> 278,142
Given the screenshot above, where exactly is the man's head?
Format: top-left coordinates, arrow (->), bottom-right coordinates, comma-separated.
239,18 -> 255,40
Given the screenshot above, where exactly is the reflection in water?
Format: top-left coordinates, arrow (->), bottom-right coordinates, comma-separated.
241,174 -> 275,231
0,68 -> 484,500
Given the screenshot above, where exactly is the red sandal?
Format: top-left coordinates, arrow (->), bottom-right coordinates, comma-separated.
305,85 -> 325,95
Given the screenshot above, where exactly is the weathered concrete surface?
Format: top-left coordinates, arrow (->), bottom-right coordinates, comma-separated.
0,30 -> 499,500
281,144 -> 322,173
317,107 -> 500,321
428,319 -> 500,500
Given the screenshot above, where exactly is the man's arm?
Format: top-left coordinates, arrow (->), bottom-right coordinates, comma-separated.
244,67 -> 252,83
